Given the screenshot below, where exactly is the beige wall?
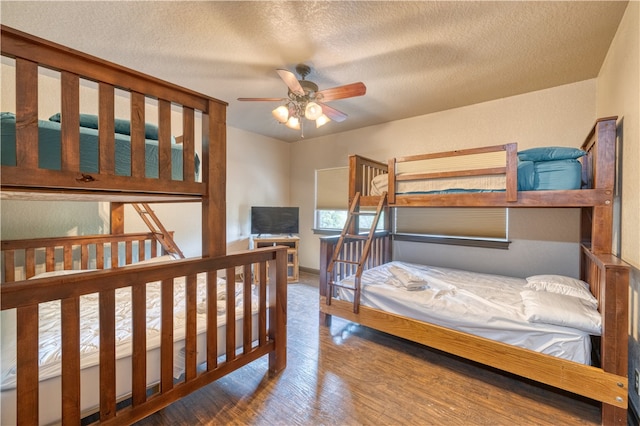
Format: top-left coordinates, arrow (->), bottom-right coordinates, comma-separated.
595,1 -> 640,415
597,1 -> 640,267
291,79 -> 596,276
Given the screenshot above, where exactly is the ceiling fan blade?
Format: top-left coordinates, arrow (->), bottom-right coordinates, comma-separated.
237,97 -> 286,102
317,82 -> 366,102
276,69 -> 305,96
319,103 -> 348,122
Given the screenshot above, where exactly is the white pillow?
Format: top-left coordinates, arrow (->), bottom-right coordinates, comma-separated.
525,274 -> 597,309
520,290 -> 601,335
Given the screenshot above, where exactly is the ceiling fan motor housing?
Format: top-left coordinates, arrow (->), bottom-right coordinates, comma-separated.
238,62 -> 361,128
288,64 -> 320,101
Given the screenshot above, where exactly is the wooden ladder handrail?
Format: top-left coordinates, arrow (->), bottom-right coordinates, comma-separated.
326,192 -> 388,313
131,203 -> 185,258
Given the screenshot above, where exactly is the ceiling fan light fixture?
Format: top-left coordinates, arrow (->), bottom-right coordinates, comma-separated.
285,115 -> 301,130
272,105 -> 289,123
304,102 -> 323,121
239,64 -> 366,136
315,114 -> 331,128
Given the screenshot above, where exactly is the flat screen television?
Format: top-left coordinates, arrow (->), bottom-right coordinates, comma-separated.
251,206 -> 299,236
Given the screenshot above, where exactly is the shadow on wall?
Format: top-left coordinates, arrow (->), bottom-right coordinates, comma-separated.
0,200 -> 105,240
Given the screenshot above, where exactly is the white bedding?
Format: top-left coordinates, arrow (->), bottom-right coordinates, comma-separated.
335,261 -> 597,364
1,270 -> 261,425
370,173 -> 506,195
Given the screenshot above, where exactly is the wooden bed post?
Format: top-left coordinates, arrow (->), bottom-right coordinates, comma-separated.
319,236 -> 338,326
348,155 -> 360,207
598,255 -> 630,425
268,247 -> 288,374
202,100 -> 227,258
110,203 -> 124,234
583,117 -> 617,254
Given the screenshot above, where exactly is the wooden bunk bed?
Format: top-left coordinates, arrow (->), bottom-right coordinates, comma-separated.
0,25 -> 287,425
319,117 -> 630,425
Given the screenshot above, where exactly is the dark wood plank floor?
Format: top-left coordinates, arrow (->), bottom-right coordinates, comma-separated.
135,271 -> 600,425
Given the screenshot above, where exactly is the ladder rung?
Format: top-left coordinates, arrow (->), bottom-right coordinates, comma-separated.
353,212 -> 376,216
328,281 -> 356,291
333,259 -> 359,265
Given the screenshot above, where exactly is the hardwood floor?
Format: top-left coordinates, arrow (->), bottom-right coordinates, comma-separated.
135,271 -> 600,425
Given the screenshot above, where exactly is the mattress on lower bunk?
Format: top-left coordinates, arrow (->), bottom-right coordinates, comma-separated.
335,261 -> 600,364
370,158 -> 582,195
0,112 -> 200,180
0,268 -> 259,424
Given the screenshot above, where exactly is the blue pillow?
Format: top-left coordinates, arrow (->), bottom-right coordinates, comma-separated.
49,113 -> 159,140
533,159 -> 582,190
517,146 -> 585,162
517,160 -> 535,190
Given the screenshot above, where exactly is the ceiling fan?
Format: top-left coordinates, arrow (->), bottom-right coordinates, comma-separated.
238,64 -> 366,135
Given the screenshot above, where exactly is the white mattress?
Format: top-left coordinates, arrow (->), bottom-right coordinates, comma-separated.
335,261 -> 595,364
1,271 -> 261,425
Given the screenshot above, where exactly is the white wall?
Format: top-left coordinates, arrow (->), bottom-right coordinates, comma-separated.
595,1 -> 640,415
291,79 -> 596,276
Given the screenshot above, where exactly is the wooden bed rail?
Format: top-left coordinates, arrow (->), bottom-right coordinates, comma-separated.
1,232 -> 169,281
348,154 -> 388,203
319,232 -> 391,301
350,117 -> 618,209
389,143 -> 518,204
580,117 -> 618,254
0,25 -> 227,200
1,247 -> 288,425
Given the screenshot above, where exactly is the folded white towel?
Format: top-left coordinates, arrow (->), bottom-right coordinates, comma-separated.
387,265 -> 428,291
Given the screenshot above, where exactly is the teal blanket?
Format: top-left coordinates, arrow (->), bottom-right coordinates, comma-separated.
1,112 -> 199,180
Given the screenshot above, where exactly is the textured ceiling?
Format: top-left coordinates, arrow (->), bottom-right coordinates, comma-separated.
1,1 -> 629,142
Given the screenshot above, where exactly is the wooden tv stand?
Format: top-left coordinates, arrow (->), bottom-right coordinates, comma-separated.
251,235 -> 299,282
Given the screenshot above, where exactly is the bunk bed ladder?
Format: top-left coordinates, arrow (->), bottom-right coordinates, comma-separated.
131,203 -> 185,259
326,192 -> 387,313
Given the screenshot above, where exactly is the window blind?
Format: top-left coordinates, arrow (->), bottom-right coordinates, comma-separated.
394,207 -> 507,239
316,167 -> 348,210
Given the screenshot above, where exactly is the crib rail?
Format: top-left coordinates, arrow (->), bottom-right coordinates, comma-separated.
0,247 -> 287,425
